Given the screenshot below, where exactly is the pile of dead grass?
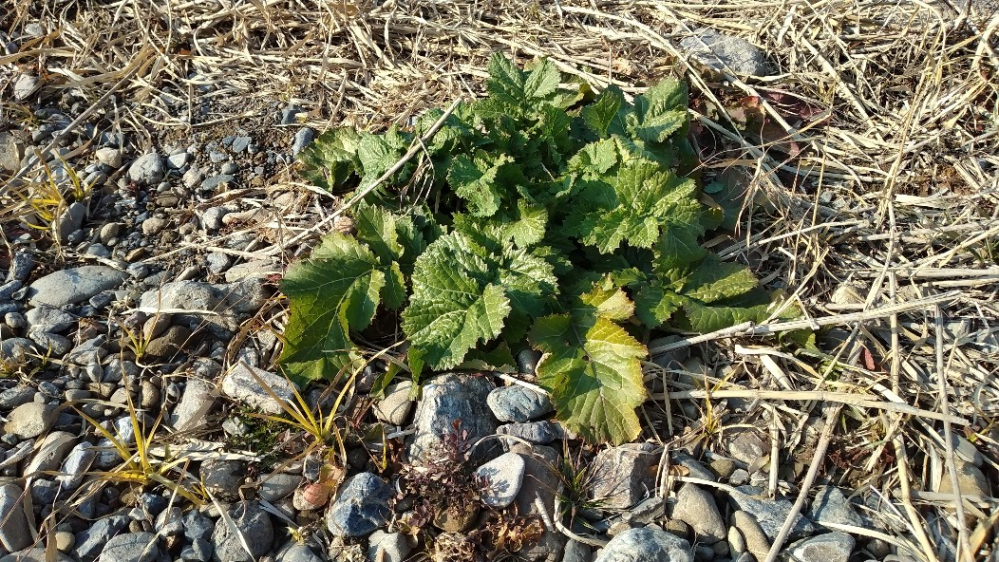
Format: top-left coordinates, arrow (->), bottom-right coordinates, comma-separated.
2,0 -> 998,560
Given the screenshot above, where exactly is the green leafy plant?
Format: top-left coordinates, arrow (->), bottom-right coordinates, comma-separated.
280,53 -> 785,444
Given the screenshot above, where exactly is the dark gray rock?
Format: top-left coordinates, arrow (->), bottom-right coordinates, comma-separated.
27,266 -> 127,307
57,442 -> 96,490
326,472 -> 392,538
201,208 -> 227,231
0,384 -> 35,410
210,502 -> 273,562
487,385 -> 553,423
649,335 -> 687,370
153,506 -> 183,536
497,420 -> 564,444
622,497 -> 667,525
410,373 -> 497,462
0,548 -> 73,562
30,479 -> 60,505
94,417 -> 137,468
679,28 -> 772,77
200,174 -> 234,191
729,486 -> 816,542
180,539 -> 212,562
27,329 -> 72,354
169,378 -> 217,431
516,349 -> 541,375
786,532 -> 855,562
280,106 -> 302,125
510,443 -> 565,562
4,311 -> 25,329
594,526 -> 693,562
258,473 -> 301,502
725,428 -> 767,467
0,338 -> 34,363
127,153 -> 165,185
137,493 -> 167,516
221,363 -> 296,415
589,443 -> 659,509
98,532 -> 160,562
673,452 -> 716,482
64,337 -> 108,366
183,510 -> 214,542
562,540 -> 591,562
206,253 -> 230,275
137,279 -> 267,338
231,137 -> 252,153
74,515 -> 130,560
0,484 -> 32,552
0,280 -> 22,301
8,251 -> 34,282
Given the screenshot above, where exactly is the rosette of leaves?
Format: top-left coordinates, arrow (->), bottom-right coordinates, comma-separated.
281,53 -> 780,445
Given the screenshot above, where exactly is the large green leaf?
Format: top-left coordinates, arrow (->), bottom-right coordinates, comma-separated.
402,226 -> 559,369
447,152 -> 511,217
279,207 -> 415,382
353,204 -> 403,263
633,284 -> 687,328
681,297 -> 773,333
631,78 -> 688,142
581,86 -> 626,138
530,284 -> 648,445
297,128 -> 363,192
484,53 -> 562,117
569,160 -> 701,254
682,258 -> 759,303
279,234 -> 388,382
505,200 -> 548,247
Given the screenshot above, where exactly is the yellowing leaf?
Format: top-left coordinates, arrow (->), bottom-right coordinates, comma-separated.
530,284 -> 648,445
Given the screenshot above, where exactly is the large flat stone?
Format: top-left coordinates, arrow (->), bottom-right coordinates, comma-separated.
28,266 -> 127,307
